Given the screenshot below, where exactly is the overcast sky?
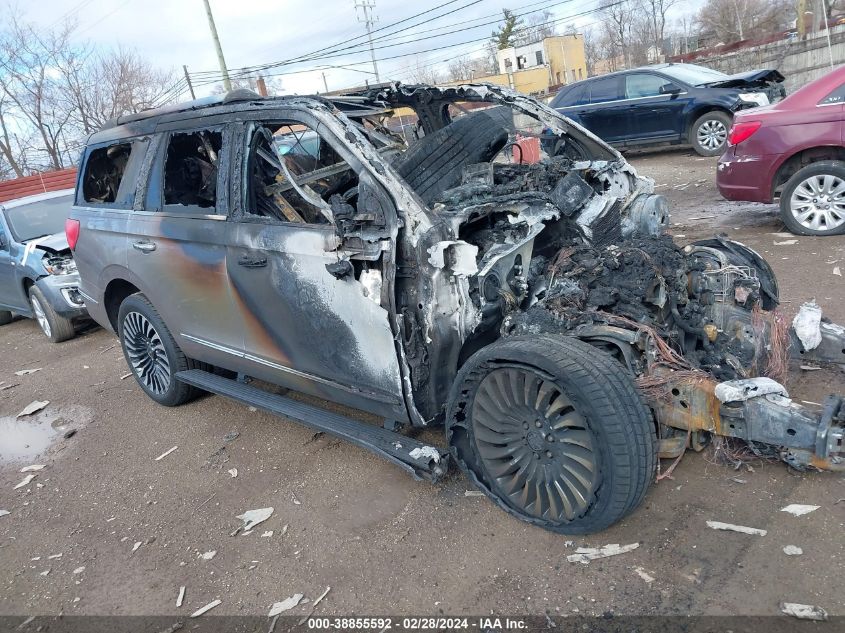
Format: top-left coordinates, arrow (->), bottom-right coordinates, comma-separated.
18,0 -> 705,99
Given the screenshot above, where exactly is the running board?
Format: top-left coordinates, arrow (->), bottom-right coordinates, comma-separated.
176,369 -> 448,481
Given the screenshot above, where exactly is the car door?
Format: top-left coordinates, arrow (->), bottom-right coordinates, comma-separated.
125,122 -> 244,368
572,76 -> 628,144
0,213 -> 21,310
623,72 -> 690,142
227,111 -> 407,421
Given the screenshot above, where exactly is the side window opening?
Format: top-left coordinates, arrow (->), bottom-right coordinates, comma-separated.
163,130 -> 222,209
82,142 -> 132,204
245,121 -> 360,225
819,84 -> 845,105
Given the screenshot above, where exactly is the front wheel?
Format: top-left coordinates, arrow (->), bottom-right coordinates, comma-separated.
690,111 -> 731,157
118,293 -> 202,406
446,335 -> 656,534
779,161 -> 845,236
0,311 -> 12,326
29,286 -> 75,343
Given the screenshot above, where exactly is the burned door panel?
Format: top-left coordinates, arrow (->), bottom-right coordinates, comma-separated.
126,125 -> 244,365
228,117 -> 407,421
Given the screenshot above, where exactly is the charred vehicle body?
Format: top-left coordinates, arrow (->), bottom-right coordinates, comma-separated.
0,190 -> 87,342
69,84 -> 845,534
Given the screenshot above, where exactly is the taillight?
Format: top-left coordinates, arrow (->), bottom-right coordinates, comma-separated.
65,218 -> 80,250
728,121 -> 762,146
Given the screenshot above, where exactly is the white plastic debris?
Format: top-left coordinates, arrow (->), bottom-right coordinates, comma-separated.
706,521 -> 766,536
13,474 -> 36,490
17,401 -> 49,418
781,602 -> 828,621
783,545 -> 803,556
409,446 -> 441,463
14,368 -> 42,376
774,239 -> 798,245
200,550 -> 217,561
714,377 -> 787,403
236,507 -> 274,531
154,446 -> 178,461
176,586 -> 186,607
190,599 -> 222,618
131,541 -> 142,553
73,566 -> 85,574
227,468 -> 238,478
39,570 -> 50,576
20,465 -> 45,473
269,593 -> 304,616
261,531 -> 273,538
633,567 -> 655,583
47,553 -> 62,560
834,267 -> 842,277
566,543 -> 639,563
792,302 -> 823,351
0,510 -> 9,517
120,372 -> 132,380
464,490 -> 485,497
781,504 -> 820,516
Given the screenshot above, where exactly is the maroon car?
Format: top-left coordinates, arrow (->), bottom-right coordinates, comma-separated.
717,65 -> 845,235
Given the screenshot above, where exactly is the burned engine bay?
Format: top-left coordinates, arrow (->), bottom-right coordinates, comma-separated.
328,84 -> 845,474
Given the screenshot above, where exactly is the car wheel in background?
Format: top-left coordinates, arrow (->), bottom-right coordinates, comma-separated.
779,161 -> 845,236
446,335 -> 656,534
29,286 -> 75,343
117,293 -> 203,407
0,311 -> 12,325
691,111 -> 731,157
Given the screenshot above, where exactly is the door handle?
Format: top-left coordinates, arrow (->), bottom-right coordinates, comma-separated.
132,241 -> 156,253
238,255 -> 267,268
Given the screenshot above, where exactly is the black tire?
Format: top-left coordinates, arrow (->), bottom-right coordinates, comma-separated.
690,111 -> 731,157
778,161 -> 845,236
117,293 -> 202,406
28,285 -> 75,343
446,335 -> 656,534
0,310 -> 12,325
394,110 -> 509,205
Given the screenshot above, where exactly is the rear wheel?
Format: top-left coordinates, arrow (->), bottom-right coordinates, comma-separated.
118,293 -> 202,406
446,335 -> 656,534
29,286 -> 75,343
690,111 -> 731,157
779,161 -> 845,236
0,311 -> 12,325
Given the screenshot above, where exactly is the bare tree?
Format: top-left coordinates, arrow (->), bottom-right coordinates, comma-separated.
447,55 -> 474,82
642,0 -> 679,58
0,16 -> 77,170
602,0 -> 635,68
696,0 -> 793,44
403,57 -> 442,85
62,47 -> 177,133
514,10 -> 557,45
0,93 -> 24,177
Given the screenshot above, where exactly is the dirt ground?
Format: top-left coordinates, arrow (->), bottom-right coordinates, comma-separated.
1,148 -> 844,625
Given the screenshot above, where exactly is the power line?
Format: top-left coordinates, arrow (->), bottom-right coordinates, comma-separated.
189,1 -> 615,89
191,0 -> 483,79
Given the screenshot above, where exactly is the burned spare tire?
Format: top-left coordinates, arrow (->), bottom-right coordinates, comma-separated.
394,109 -> 509,206
446,335 -> 656,534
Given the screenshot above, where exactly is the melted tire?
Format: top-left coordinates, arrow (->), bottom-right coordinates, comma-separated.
394,110 -> 508,206
446,335 -> 656,534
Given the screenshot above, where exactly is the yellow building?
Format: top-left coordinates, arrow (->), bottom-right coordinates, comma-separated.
493,34 -> 589,94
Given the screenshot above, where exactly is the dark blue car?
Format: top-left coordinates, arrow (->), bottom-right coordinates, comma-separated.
550,63 -> 785,156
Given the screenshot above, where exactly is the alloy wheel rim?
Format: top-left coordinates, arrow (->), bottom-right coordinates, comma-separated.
697,119 -> 727,150
790,174 -> 845,232
122,311 -> 171,395
471,367 -> 599,522
31,296 -> 50,337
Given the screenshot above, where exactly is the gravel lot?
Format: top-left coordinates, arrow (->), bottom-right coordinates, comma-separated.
1,148 -> 844,624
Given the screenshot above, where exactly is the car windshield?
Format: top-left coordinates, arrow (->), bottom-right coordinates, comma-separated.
659,64 -> 729,86
3,194 -> 73,242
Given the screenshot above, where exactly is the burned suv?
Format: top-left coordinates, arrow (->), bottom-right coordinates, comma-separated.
69,84 -> 845,534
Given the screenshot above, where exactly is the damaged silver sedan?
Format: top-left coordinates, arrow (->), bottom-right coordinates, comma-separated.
69,83 -> 845,534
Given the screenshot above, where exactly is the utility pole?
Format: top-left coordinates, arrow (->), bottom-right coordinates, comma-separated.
355,0 -> 381,83
322,72 -> 329,93
183,65 -> 196,99
201,0 -> 232,92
